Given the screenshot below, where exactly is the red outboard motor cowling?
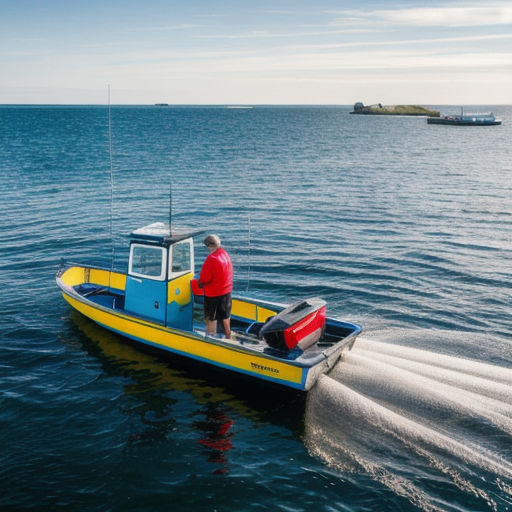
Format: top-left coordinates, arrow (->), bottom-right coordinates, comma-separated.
259,297 -> 327,352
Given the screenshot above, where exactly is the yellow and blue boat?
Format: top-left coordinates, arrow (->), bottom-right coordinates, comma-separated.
56,222 -> 362,391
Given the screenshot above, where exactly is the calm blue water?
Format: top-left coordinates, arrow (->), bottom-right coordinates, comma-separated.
1,105 -> 511,512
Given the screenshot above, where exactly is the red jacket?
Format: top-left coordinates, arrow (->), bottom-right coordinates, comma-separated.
199,247 -> 233,297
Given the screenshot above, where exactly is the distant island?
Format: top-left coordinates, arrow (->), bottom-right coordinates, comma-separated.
350,102 -> 440,117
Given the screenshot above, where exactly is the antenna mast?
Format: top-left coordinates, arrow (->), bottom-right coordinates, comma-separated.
246,216 -> 251,293
169,182 -> 172,234
108,86 -> 115,278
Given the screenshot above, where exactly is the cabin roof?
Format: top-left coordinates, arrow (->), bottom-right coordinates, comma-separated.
130,222 -> 204,245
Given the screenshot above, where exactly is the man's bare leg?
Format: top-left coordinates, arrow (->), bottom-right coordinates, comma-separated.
222,318 -> 231,339
206,319 -> 217,336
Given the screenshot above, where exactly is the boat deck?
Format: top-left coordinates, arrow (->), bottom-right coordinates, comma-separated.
72,282 -> 357,364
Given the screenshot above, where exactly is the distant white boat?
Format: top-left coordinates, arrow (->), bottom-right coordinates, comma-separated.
428,107 -> 501,126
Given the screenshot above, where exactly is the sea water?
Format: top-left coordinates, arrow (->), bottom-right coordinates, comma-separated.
1,105 -> 511,511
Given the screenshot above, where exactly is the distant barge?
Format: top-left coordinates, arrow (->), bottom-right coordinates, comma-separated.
427,109 -> 501,126
350,102 -> 439,117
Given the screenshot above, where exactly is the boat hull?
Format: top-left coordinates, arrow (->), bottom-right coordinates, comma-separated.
57,264 -> 361,391
427,117 -> 501,126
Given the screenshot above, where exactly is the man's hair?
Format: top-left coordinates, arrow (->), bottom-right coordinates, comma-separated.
204,234 -> 221,248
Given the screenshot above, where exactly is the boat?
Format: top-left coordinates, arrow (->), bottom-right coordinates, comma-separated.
427,108 -> 501,126
56,222 -> 362,391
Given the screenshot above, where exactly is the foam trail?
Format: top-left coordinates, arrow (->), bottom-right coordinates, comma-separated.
312,375 -> 512,476
305,377 -> 444,512
305,375 -> 512,511
334,351 -> 512,439
355,347 -> 512,405
358,338 -> 512,386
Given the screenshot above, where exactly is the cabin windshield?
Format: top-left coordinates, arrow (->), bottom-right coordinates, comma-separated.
169,239 -> 193,277
129,244 -> 166,281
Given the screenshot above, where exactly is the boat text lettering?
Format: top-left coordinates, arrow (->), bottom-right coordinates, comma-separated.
251,362 -> 279,374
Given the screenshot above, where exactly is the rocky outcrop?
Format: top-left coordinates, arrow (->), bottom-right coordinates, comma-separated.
351,103 -> 440,117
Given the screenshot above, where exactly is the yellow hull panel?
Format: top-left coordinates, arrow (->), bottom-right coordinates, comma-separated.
60,266 -> 127,291
62,293 -> 308,389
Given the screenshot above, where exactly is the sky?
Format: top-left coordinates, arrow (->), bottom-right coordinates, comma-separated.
1,0 -> 511,105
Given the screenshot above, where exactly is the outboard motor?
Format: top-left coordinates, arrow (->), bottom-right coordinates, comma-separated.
259,297 -> 327,352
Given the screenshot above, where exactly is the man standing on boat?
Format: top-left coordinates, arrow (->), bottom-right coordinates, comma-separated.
198,235 -> 233,338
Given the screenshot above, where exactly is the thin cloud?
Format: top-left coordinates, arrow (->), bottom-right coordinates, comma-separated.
268,33 -> 512,53
331,6 -> 512,28
198,28 -> 386,40
127,24 -> 204,32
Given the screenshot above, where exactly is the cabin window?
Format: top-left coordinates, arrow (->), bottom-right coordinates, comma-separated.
169,240 -> 192,277
129,244 -> 166,281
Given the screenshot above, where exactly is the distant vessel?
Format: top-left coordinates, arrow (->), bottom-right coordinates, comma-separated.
227,106 -> 253,109
155,103 -> 169,107
427,108 -> 501,126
